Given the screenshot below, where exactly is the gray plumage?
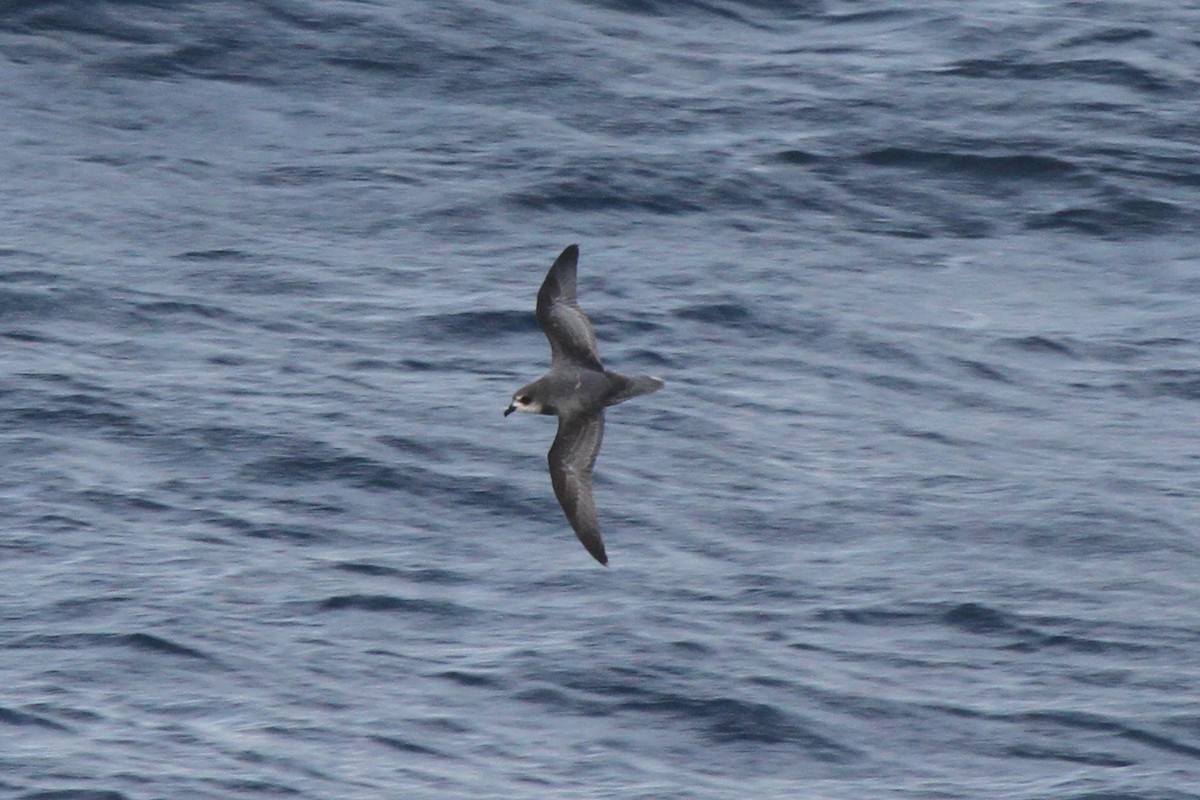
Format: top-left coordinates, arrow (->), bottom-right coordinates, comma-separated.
505,244 -> 663,565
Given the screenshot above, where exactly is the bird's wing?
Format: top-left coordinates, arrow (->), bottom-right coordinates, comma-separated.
536,244 -> 605,371
548,409 -> 607,565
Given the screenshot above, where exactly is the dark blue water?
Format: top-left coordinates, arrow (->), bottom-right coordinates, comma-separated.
3,1 -> 1200,797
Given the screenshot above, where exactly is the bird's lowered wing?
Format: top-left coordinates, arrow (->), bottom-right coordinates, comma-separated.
548,409 -> 607,565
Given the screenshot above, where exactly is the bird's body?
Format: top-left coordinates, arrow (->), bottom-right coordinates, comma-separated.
505,244 -> 663,565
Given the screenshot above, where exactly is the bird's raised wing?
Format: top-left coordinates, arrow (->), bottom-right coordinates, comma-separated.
536,244 -> 604,371
548,409 -> 607,565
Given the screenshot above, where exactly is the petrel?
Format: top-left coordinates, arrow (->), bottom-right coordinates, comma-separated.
505,244 -> 663,565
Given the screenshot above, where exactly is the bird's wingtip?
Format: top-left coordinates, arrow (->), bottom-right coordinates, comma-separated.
586,543 -> 608,566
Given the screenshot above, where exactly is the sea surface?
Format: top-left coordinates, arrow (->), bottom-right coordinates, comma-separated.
2,1 -> 1200,798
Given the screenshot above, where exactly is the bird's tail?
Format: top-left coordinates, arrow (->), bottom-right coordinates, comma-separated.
606,374 -> 664,407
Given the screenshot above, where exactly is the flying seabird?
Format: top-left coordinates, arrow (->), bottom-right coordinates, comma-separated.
505,244 -> 663,565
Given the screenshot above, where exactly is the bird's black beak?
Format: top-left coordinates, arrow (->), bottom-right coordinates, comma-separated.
504,405 -> 516,417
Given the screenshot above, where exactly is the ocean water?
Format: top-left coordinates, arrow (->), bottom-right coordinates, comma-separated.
2,1 -> 1200,797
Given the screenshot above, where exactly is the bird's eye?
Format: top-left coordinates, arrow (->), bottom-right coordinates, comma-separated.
519,395 -> 531,404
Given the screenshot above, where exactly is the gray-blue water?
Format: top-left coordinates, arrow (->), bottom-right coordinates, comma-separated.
3,2 -> 1200,798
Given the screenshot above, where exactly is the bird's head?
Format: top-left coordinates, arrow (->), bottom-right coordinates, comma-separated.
505,385 -> 545,417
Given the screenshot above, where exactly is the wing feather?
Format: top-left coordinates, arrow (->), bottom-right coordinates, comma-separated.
536,244 -> 604,371
548,410 -> 607,565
